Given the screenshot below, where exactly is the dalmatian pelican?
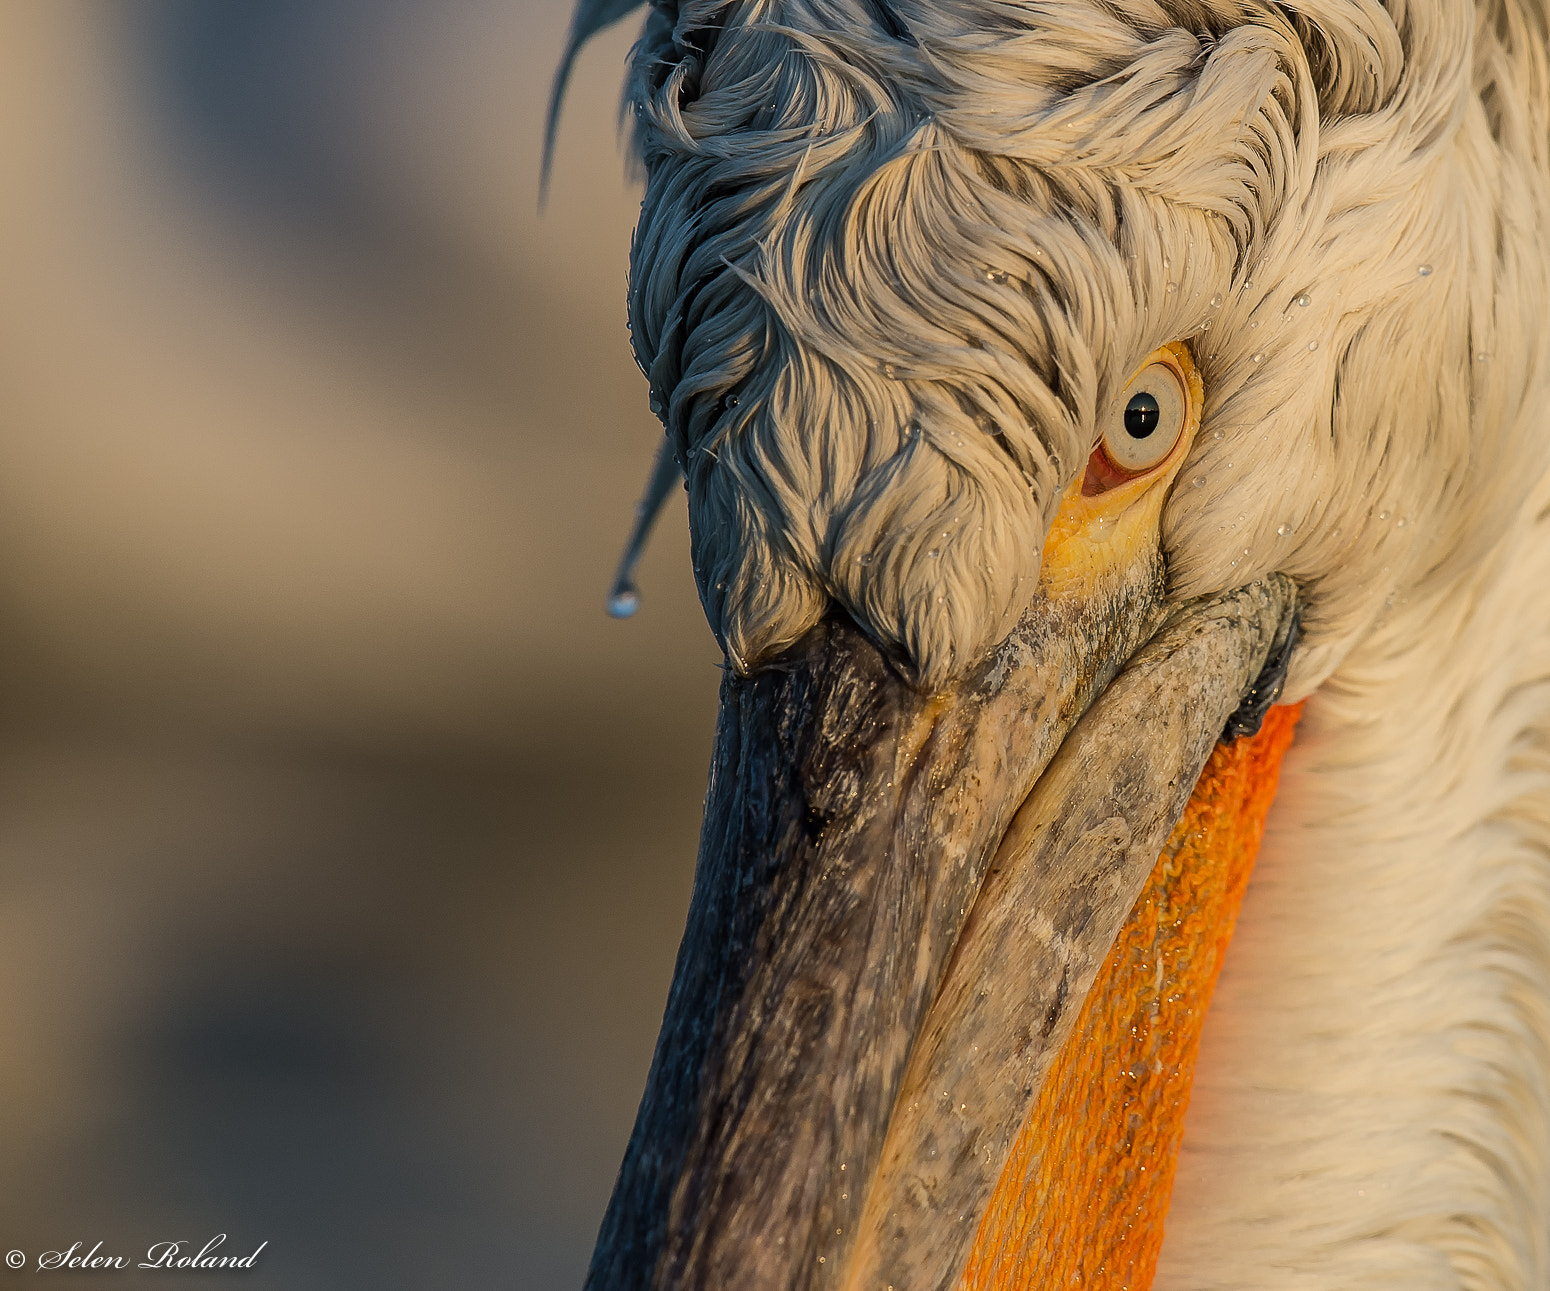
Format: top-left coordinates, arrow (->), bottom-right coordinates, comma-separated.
549,0 -> 1550,1285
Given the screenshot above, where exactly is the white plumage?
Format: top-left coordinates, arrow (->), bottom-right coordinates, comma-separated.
1163,471 -> 1550,1286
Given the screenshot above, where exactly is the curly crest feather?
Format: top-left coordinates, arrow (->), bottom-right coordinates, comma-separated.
617,0 -> 1328,687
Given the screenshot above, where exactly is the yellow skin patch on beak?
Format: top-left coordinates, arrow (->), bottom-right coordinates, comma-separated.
1037,342 -> 1203,603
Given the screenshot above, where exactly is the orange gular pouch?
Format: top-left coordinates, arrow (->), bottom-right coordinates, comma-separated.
961,702 -> 1304,1291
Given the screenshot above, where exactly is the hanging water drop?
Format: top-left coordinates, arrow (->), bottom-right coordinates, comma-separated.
608,584 -> 642,618
1418,264 -> 1433,277
1251,352 -> 1265,363
1166,281 -> 1177,293
1379,510 -> 1391,520
1308,340 -> 1319,351
1210,293 -> 1223,308
1192,476 -> 1206,488
1295,293 -> 1312,307
606,437 -> 681,625
1277,523 -> 1293,536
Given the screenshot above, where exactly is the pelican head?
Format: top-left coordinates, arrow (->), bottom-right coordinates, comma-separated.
553,0 -> 1550,1285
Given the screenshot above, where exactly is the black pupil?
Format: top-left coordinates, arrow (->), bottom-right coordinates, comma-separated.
1124,392 -> 1160,439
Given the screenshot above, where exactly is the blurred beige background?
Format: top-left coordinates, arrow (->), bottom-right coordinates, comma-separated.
0,2 -> 716,1286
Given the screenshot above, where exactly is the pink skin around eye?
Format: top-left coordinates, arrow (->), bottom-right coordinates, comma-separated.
1082,442 -> 1150,496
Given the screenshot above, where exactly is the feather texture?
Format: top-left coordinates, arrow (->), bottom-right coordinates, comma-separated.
1158,5 -> 1550,1278
1160,475 -> 1550,1288
542,0 -> 646,198
569,0 -> 1549,695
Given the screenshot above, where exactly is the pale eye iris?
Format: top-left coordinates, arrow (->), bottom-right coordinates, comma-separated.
1101,361 -> 1187,474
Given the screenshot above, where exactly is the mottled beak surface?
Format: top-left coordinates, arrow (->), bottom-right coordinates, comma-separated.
587,348 -> 1300,1291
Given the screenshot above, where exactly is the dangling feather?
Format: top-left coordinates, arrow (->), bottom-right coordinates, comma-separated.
541,0 -> 647,203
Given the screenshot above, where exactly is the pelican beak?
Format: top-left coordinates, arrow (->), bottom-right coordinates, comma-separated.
587,349 -> 1300,1291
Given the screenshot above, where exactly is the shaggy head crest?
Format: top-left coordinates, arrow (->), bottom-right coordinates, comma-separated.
565,0 -> 1550,693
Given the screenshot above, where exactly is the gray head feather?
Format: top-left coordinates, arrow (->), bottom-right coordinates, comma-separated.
543,0 -> 647,201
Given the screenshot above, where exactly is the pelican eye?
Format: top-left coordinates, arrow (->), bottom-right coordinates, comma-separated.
1102,362 -> 1186,474
1081,344 -> 1199,497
